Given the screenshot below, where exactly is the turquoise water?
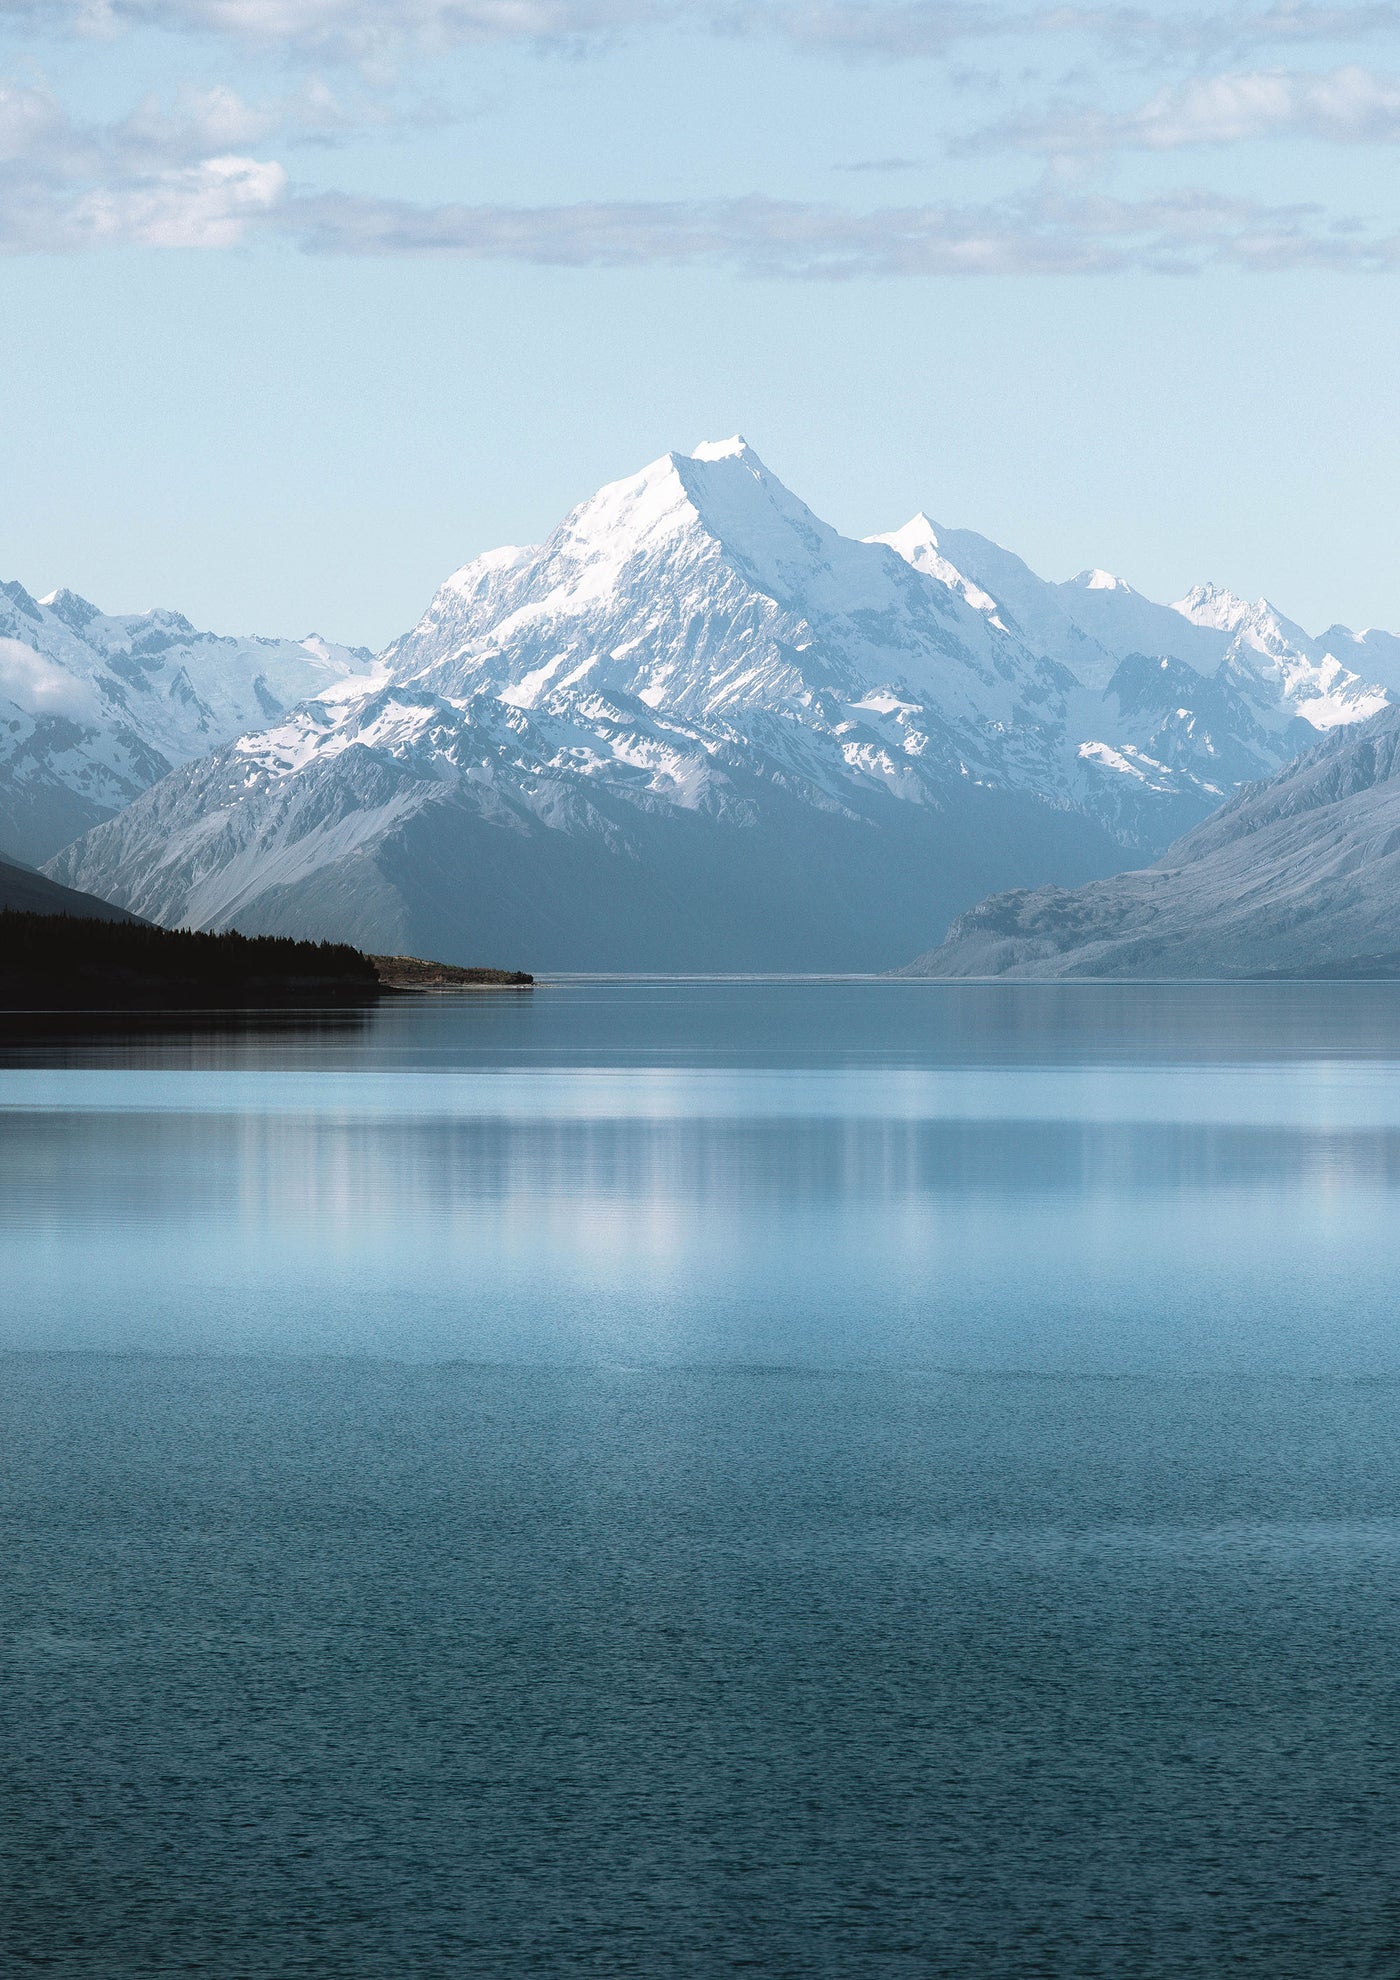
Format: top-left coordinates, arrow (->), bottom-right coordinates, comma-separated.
5,981 -> 1400,1974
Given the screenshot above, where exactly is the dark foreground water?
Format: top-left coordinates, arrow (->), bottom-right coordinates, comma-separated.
5,980 -> 1400,1976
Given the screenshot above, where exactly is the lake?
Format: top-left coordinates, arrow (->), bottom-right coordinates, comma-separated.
5,979 -> 1400,1975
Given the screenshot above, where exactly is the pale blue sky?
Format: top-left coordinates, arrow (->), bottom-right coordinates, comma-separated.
2,2 -> 1399,647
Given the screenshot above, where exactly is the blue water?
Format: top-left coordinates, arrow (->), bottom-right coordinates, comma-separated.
5,980 -> 1400,1975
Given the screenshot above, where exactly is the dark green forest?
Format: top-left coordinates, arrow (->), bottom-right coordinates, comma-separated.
0,912 -> 380,1008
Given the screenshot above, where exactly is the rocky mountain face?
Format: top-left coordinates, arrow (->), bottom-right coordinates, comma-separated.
37,439 -> 1400,970
40,660 -> 1125,975
0,579 -> 373,864
904,708 -> 1400,979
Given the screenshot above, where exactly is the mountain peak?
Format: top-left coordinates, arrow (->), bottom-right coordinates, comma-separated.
869,516 -> 1007,622
40,587 -> 102,631
877,514 -> 941,554
1175,581 -> 1256,624
1072,569 -> 1135,594
690,435 -> 754,463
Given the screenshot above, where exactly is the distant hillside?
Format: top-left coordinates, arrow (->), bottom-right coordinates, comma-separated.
903,708 -> 1400,979
0,854 -> 142,923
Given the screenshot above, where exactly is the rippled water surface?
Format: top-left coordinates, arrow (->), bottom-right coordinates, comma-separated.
6,979 -> 1400,1976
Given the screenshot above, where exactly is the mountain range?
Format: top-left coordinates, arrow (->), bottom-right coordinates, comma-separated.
19,438 -> 1400,970
0,580 -> 372,866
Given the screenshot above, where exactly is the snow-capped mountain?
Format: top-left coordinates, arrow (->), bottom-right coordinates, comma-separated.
868,516 -> 1124,692
40,438 -> 1400,970
45,671 -> 1129,969
1320,623 -> 1400,697
876,522 -> 1388,736
386,439 -> 1065,735
333,436 -> 1269,849
0,577 -> 375,863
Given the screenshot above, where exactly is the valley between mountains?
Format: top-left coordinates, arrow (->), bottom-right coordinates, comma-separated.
12,437 -> 1400,972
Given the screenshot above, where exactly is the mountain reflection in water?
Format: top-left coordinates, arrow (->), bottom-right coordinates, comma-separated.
4,981 -> 1400,1977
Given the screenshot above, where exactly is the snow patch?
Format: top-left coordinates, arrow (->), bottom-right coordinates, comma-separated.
691,436 -> 751,462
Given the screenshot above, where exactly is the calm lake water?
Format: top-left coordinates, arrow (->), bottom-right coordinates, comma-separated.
5,979 -> 1400,1975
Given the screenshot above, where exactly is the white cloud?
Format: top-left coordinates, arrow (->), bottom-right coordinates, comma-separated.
2,60 -> 1399,267
0,637 -> 98,720
0,80 -> 71,163
749,1 -> 999,58
74,152 -> 286,244
2,80 -> 1397,267
0,79 -> 300,246
118,82 -> 277,153
0,0 -> 666,58
981,63 -> 1400,151
1067,4 -> 1400,59
267,180 -> 1400,272
7,0 -> 1400,62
